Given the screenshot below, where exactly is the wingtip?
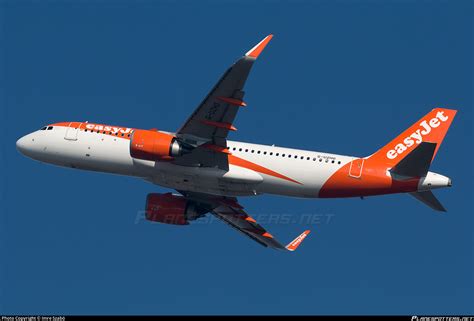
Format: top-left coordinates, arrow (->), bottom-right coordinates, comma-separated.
245,34 -> 274,59
285,230 -> 311,252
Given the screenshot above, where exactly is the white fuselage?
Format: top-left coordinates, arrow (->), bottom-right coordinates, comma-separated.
16,124 -> 354,198
17,122 -> 451,200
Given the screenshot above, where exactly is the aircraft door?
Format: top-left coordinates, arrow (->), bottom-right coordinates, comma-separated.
349,158 -> 364,178
64,122 -> 82,141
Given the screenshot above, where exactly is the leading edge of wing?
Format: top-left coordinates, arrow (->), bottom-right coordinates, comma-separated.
245,34 -> 273,59
175,34 -> 273,145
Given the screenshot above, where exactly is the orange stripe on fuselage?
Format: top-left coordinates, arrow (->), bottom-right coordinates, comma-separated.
228,155 -> 302,185
50,122 -> 134,140
50,122 -> 302,185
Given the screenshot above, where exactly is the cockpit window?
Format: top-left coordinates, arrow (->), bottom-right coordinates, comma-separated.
40,127 -> 47,130
47,126 -> 53,130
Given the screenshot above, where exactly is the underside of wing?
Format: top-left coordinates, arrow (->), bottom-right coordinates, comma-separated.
177,34 -> 272,144
173,35 -> 273,169
172,142 -> 232,170
180,191 -> 310,251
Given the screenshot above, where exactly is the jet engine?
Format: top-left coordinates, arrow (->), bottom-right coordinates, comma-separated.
145,193 -> 208,225
130,129 -> 192,161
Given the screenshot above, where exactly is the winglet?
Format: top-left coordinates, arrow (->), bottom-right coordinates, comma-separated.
245,34 -> 273,59
285,230 -> 311,251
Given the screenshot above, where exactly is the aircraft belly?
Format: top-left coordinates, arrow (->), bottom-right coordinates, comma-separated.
150,163 -> 262,196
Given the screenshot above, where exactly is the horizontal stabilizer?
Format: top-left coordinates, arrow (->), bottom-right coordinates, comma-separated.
391,142 -> 437,177
410,191 -> 446,212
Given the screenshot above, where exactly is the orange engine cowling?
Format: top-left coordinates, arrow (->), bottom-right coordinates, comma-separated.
145,193 -> 209,225
130,129 -> 190,161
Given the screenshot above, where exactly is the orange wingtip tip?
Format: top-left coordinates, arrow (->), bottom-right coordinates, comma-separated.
245,34 -> 273,59
285,230 -> 311,252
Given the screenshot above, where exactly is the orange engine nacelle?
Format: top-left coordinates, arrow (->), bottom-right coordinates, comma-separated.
130,129 -> 190,161
145,193 -> 208,225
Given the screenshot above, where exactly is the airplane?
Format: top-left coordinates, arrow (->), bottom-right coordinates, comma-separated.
16,34 -> 456,251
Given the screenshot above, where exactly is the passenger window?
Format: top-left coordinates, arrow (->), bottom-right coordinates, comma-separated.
257,151 -> 260,154
239,148 -> 242,151
251,150 -> 254,153
245,149 -> 248,152
338,161 -> 341,164
282,154 -> 285,157
319,159 -> 322,162
270,152 -> 273,155
276,153 -> 279,156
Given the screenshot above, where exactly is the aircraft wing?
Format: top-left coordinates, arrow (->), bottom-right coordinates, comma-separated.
176,35 -> 273,149
180,191 -> 310,251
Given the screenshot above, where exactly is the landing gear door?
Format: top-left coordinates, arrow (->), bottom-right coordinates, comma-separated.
65,122 -> 82,141
349,158 -> 364,178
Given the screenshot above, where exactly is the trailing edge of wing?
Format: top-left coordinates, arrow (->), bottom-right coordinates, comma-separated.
184,194 -> 311,251
175,34 -> 274,163
245,34 -> 273,59
212,205 -> 312,251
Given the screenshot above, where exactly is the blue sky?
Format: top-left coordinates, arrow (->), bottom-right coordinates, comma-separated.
1,0 -> 472,315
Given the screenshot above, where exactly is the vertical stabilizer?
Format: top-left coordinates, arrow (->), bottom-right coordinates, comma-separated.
368,108 -> 457,168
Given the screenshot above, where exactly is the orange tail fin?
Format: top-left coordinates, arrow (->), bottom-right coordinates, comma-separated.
368,108 -> 457,167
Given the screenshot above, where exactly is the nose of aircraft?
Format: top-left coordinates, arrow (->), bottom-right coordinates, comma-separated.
16,135 -> 33,157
